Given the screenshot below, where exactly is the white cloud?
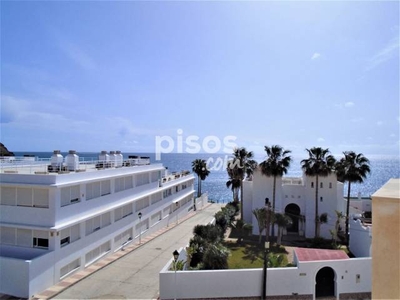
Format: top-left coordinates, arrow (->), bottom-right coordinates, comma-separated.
351,117 -> 363,123
317,137 -> 325,142
376,121 -> 384,126
390,133 -> 396,138
311,53 -> 321,60
54,32 -> 96,70
335,102 -> 356,110
365,36 -> 399,71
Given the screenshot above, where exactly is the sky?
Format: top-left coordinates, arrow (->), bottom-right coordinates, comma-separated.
1,0 -> 399,158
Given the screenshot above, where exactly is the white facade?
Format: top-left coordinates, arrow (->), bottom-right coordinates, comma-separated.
349,219 -> 371,258
0,152 -> 195,298
244,169 -> 345,239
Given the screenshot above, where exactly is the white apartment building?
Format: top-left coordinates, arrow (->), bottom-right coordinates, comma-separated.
0,150 -> 195,298
243,168 -> 345,239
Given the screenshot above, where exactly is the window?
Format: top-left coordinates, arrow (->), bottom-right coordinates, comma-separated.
114,229 -> 132,248
33,230 -> 48,249
115,204 -> 133,222
33,189 -> 49,208
311,182 -> 314,188
329,182 -> 332,189
320,182 -> 323,188
1,188 -> 49,208
60,224 -> 80,247
151,212 -> 162,225
17,229 -> 31,247
1,227 -> 15,245
176,186 -> 179,193
115,176 -> 134,192
33,237 -> 49,248
60,237 -> 70,247
151,192 -> 162,205
17,188 -> 31,207
101,180 -> 111,196
86,182 -> 100,200
163,189 -> 172,198
136,173 -> 149,186
86,181 -> 110,199
61,185 -> 80,206
85,241 -> 110,266
1,187 -> 16,206
151,171 -> 159,183
320,197 -> 323,202
86,213 -> 111,236
135,197 -> 149,212
60,259 -> 80,279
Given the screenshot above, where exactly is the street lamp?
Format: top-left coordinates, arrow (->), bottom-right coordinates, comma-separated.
138,212 -> 142,244
262,198 -> 271,300
173,250 -> 179,300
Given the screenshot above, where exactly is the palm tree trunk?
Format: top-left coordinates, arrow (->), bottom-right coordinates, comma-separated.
277,226 -> 282,246
315,176 -> 319,238
345,182 -> 351,249
271,176 -> 276,239
240,181 -> 244,220
199,176 -> 202,197
197,175 -> 200,198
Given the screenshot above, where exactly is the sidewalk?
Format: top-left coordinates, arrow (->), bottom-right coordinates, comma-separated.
34,203 -> 223,300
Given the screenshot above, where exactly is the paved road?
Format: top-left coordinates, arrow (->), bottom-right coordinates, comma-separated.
54,204 -> 223,300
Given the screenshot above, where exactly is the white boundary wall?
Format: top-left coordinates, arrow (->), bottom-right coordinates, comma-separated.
160,254 -> 371,300
349,219 -> 371,258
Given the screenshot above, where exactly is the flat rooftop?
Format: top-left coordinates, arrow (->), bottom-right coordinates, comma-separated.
295,247 -> 349,262
0,156 -> 152,175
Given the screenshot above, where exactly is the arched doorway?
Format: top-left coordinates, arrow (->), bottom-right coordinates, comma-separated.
285,203 -> 300,233
315,267 -> 335,298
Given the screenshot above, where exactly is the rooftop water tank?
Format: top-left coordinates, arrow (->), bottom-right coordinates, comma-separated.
66,150 -> 79,171
99,151 -> 109,162
51,150 -> 63,167
116,151 -> 123,167
109,151 -> 117,167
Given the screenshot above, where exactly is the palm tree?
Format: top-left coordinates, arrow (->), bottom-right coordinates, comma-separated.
191,159 -> 210,199
274,213 -> 292,246
226,159 -> 241,203
259,145 -> 292,239
232,147 -> 258,220
252,207 -> 267,243
335,151 -> 370,248
331,210 -> 345,247
301,147 -> 336,238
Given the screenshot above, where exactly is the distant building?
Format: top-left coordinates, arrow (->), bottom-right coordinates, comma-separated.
372,178 -> 400,299
0,150 -> 195,298
243,170 -> 345,238
243,168 -> 345,239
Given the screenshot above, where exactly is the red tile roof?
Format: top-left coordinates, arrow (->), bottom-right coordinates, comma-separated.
295,247 -> 349,262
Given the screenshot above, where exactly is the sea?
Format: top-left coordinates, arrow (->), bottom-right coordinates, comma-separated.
13,151 -> 400,203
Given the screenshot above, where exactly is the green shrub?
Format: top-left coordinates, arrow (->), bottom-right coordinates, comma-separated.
202,244 -> 230,270
193,224 -> 222,243
169,259 -> 185,271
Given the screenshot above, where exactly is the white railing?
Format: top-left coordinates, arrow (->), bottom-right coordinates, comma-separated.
0,157 -> 154,174
282,177 -> 303,185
